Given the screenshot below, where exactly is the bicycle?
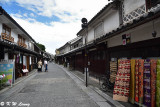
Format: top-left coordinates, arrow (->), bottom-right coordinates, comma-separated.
100,73 -> 114,92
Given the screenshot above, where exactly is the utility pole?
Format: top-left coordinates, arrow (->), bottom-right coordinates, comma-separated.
81,18 -> 88,87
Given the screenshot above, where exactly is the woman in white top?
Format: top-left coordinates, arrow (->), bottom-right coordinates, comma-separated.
38,59 -> 42,72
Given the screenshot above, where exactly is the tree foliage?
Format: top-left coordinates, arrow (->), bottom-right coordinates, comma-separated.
37,43 -> 46,51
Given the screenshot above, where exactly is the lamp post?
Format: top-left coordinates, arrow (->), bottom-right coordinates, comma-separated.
81,18 -> 88,87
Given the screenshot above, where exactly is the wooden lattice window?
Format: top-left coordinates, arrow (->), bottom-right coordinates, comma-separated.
2,24 -> 11,36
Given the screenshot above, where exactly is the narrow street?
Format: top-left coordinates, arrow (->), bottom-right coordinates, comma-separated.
0,63 -> 106,107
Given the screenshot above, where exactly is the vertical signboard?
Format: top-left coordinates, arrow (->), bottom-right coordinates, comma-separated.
122,34 -> 131,45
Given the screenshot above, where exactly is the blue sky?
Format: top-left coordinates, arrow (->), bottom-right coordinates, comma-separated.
0,0 -> 109,54
0,1 -> 60,24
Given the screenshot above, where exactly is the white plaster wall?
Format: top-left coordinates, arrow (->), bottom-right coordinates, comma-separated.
131,20 -> 160,43
25,39 -> 29,48
123,0 -> 145,15
108,19 -> 160,48
83,36 -> 85,45
104,11 -> 120,33
87,29 -> 94,43
64,46 -> 70,53
64,47 -> 66,53
0,23 -> 2,35
31,43 -> 34,51
68,46 -> 70,51
82,11 -> 119,45
11,30 -> 18,43
28,42 -> 31,50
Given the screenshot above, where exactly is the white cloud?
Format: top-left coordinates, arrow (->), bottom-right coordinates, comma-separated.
11,13 -> 23,18
12,0 -> 110,22
30,13 -> 35,17
23,13 -> 28,17
3,0 -> 111,54
12,15 -> 81,54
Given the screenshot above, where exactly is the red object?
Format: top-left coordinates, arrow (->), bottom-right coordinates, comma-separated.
23,65 -> 26,69
135,60 -> 139,102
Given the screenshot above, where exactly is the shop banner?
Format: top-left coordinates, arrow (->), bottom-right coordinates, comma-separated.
0,60 -> 15,86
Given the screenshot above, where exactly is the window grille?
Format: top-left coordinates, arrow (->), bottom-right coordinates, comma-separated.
122,0 -> 160,24
94,23 -> 104,39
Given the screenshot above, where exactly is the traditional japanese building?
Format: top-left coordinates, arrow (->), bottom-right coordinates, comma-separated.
56,0 -> 160,106
0,6 -> 42,79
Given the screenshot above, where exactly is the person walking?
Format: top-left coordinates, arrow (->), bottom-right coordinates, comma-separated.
38,59 -> 42,72
44,59 -> 48,72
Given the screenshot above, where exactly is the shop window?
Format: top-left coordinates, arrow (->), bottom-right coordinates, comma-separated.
94,23 -> 104,39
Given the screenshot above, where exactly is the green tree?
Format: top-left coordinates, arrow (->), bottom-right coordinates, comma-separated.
37,43 -> 46,51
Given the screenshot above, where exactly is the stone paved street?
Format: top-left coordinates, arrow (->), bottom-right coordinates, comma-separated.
1,63 -> 100,107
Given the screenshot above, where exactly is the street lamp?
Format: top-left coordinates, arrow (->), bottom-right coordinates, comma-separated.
81,18 -> 88,87
81,18 -> 88,29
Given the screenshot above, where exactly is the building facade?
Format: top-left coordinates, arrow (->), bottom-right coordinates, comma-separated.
56,0 -> 160,106
0,6 -> 42,79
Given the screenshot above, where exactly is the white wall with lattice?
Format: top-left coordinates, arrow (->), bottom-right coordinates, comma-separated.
122,0 -> 146,24
123,0 -> 145,15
